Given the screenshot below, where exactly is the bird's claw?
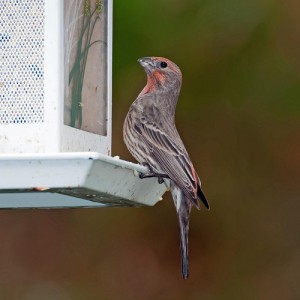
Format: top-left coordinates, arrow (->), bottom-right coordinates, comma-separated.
139,171 -> 169,184
139,162 -> 169,183
139,172 -> 146,179
158,177 -> 164,184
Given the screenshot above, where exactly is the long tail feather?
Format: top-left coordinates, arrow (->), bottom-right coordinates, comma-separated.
179,202 -> 191,279
171,182 -> 192,279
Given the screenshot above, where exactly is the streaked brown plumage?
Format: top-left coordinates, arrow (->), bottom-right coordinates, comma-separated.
123,56 -> 209,279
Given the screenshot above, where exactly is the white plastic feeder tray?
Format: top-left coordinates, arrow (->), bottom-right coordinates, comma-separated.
0,0 -> 167,208
0,152 -> 167,209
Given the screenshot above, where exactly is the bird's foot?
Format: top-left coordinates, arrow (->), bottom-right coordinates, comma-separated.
139,172 -> 169,184
139,163 -> 169,184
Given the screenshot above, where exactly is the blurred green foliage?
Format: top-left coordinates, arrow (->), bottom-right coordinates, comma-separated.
0,0 -> 299,299
114,0 -> 300,118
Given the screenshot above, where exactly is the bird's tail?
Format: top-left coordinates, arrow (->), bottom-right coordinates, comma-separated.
170,182 -> 192,279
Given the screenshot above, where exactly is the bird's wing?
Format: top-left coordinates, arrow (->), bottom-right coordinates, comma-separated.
133,102 -> 203,207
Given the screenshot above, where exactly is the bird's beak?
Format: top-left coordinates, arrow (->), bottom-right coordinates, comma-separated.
138,57 -> 155,71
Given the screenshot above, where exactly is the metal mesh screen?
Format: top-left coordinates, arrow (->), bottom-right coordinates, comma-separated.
0,0 -> 45,125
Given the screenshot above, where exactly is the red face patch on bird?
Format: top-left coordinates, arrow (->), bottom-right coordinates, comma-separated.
152,70 -> 165,84
141,68 -> 166,95
138,56 -> 182,96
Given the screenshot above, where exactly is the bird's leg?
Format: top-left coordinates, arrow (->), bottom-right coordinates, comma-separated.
139,172 -> 170,184
139,163 -> 170,184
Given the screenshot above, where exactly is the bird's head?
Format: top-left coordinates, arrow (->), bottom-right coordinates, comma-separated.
138,57 -> 182,94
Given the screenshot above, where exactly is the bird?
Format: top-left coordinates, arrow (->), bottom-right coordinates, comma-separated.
123,56 -> 209,279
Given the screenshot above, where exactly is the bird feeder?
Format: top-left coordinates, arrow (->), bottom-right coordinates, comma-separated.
0,0 -> 167,208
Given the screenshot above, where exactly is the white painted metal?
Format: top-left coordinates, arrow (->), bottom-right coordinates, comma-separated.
0,0 -> 112,154
0,152 -> 168,208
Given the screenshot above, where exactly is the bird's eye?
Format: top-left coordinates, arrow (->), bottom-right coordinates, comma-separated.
160,61 -> 168,68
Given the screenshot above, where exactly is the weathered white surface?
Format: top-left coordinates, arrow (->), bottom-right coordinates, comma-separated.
0,152 -> 168,208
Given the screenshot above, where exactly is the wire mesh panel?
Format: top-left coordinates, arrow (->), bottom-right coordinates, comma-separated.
0,0 -> 45,125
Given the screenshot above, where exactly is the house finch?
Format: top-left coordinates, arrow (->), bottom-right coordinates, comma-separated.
123,57 -> 209,279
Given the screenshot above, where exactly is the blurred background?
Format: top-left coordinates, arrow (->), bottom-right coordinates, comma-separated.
1,0 -> 299,299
